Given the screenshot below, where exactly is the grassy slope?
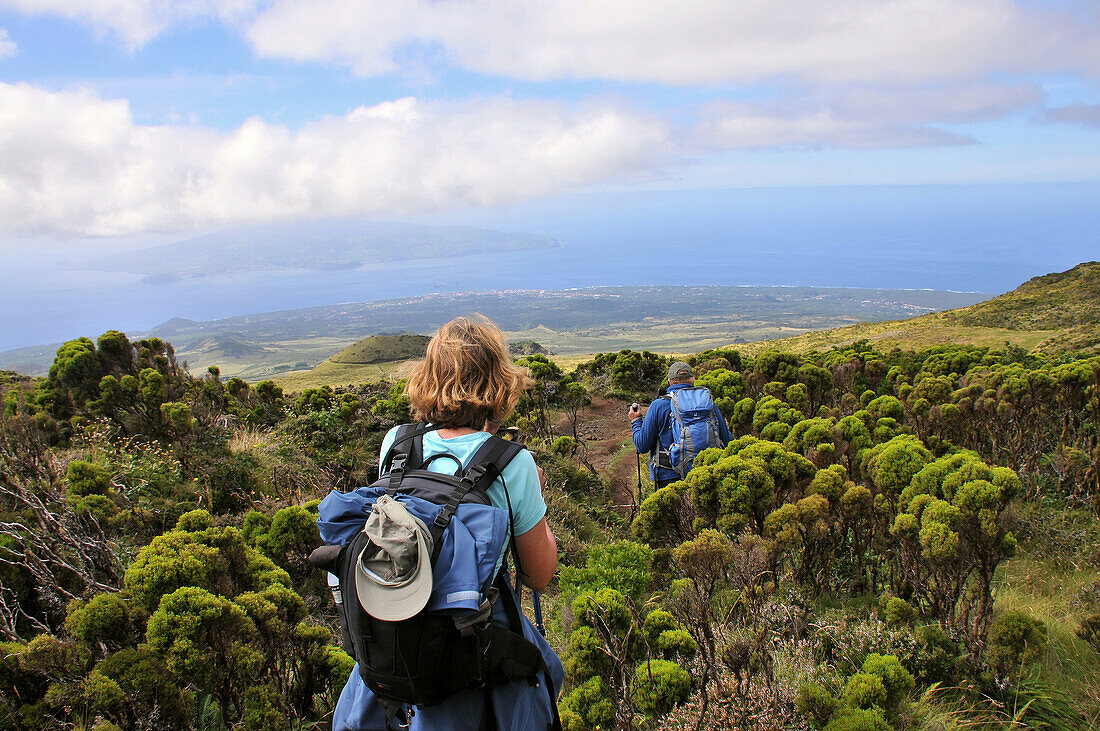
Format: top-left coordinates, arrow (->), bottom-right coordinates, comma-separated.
329,334 -> 430,365
274,264 -> 1096,389
735,316 -> 1061,356
182,337 -> 356,381
947,261 -> 1100,330
737,261 -> 1100,356
276,359 -> 410,391
999,503 -> 1100,725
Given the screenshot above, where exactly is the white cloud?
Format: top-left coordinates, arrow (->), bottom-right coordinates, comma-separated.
1040,103 -> 1100,129
0,0 -> 261,49
0,83 -> 671,236
5,1 -> 1097,84
694,83 -> 1042,150
0,28 -> 16,58
695,103 -> 973,150
243,0 -> 1100,85
830,83 -> 1044,125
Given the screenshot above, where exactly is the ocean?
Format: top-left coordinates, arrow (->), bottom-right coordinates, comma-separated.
2,182 -> 1097,353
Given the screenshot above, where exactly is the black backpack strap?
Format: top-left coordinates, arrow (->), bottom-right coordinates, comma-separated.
648,394 -> 674,467
488,573 -> 562,731
383,423 -> 441,494
429,436 -> 525,561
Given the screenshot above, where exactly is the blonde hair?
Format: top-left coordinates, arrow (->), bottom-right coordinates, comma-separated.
405,315 -> 533,430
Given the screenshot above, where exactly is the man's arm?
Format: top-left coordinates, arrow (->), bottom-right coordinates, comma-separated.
631,400 -> 664,453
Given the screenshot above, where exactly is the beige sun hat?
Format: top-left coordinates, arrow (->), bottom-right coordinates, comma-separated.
354,494 -> 435,621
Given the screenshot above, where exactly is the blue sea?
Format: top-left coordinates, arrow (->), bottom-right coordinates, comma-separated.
2,182 -> 1097,352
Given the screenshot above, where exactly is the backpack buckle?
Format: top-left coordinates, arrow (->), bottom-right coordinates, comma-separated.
387,455 -> 408,495
461,463 -> 490,484
452,597 -> 493,636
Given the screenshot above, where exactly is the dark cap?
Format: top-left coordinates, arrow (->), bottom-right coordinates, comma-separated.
667,361 -> 693,379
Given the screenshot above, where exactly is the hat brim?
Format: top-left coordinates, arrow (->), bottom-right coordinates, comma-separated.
354,519 -> 433,621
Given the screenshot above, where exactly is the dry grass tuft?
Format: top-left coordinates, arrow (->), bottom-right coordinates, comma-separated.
227,427 -> 274,455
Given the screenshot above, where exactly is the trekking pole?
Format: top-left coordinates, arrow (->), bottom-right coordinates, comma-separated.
633,402 -> 644,519
533,592 -> 546,636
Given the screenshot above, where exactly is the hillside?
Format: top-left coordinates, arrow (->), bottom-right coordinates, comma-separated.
739,261 -> 1100,355
329,334 -> 431,364
947,261 -> 1100,329
6,290 -> 1100,731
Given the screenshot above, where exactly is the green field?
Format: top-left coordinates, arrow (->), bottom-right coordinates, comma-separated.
0,284 -> 987,379
270,263 -> 1100,391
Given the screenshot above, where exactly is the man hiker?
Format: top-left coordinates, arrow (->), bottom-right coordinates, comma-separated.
629,361 -> 732,490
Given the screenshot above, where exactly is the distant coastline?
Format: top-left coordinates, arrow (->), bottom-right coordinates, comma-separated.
2,183 -> 1096,354
0,283 -> 988,378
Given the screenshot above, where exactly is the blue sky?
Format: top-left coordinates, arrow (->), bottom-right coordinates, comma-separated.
0,1 -> 1098,242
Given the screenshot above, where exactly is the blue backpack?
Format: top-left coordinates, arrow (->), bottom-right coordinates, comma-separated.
653,387 -> 725,478
309,424 -> 562,730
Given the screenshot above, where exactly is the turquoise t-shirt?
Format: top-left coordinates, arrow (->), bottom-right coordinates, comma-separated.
378,427 -> 547,540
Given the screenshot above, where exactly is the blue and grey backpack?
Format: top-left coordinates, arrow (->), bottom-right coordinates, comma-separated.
310,423 -> 561,730
652,387 -> 725,478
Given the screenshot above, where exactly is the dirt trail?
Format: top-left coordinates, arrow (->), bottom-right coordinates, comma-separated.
555,396 -> 642,515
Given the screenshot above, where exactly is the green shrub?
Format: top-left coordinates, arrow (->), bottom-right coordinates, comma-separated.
267,505 -> 319,557
841,672 -> 887,710
796,682 -> 839,729
861,654 -> 914,708
124,522 -> 290,612
1076,612 -> 1100,654
987,610 -> 1046,679
884,597 -> 914,626
564,626 -> 610,681
656,629 -> 698,659
571,589 -> 633,635
823,707 -> 892,731
641,609 -> 677,647
66,459 -> 120,522
66,460 -> 110,497
551,436 -> 577,456
93,647 -> 187,728
240,685 -> 290,731
176,508 -> 216,532
65,593 -> 143,651
912,624 -> 959,684
631,659 -> 691,717
80,670 -> 126,719
559,676 -> 615,730
560,541 -> 653,602
144,586 -> 260,690
632,485 -> 688,546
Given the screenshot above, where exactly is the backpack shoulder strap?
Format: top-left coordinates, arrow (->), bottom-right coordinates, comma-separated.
490,573 -> 563,731
429,435 -> 526,560
668,390 -> 683,425
382,422 -> 444,493
465,434 -> 526,484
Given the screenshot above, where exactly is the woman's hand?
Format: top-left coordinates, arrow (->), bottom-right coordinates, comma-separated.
537,465 -> 546,491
